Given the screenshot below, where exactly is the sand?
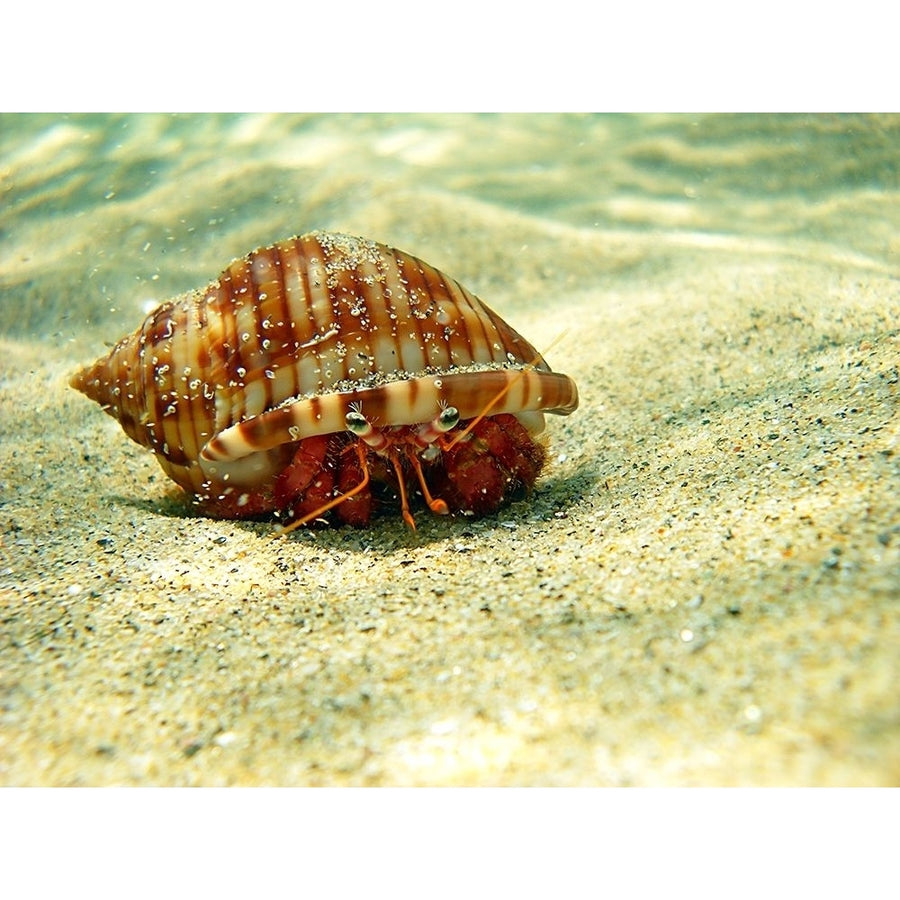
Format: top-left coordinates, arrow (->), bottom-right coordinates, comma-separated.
1,113 -> 897,785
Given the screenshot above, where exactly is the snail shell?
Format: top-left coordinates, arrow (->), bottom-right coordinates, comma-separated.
71,231 -> 578,518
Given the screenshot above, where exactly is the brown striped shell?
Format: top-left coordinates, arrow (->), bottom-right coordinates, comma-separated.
70,231 -> 578,517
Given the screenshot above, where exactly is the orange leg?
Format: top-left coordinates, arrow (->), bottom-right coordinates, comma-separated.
388,448 -> 417,531
275,442 -> 371,537
407,450 -> 449,516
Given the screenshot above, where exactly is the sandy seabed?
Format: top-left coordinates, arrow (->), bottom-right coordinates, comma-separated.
1,114 -> 898,785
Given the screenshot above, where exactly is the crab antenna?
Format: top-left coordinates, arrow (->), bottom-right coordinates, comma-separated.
444,333 -> 567,451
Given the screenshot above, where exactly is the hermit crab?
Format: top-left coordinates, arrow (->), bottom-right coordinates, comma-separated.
70,231 -> 579,531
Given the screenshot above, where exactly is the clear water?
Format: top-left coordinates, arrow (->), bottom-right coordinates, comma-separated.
2,113 -> 897,340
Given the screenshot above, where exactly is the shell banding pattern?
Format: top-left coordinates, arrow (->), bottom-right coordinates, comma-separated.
70,231 -> 579,529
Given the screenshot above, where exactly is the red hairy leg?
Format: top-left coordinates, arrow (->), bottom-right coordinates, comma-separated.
478,414 -> 546,484
275,441 -> 372,536
273,434 -> 337,523
335,442 -> 374,526
436,414 -> 546,516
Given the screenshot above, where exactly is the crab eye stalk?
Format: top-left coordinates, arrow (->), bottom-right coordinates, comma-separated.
345,410 -> 369,435
437,406 -> 460,432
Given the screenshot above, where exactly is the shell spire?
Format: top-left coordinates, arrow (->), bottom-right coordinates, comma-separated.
69,329 -> 152,448
70,291 -> 221,489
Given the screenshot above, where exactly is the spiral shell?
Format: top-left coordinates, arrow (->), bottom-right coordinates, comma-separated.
71,231 -> 578,519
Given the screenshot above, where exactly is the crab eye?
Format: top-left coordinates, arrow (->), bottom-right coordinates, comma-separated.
437,406 -> 460,431
345,410 -> 368,435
